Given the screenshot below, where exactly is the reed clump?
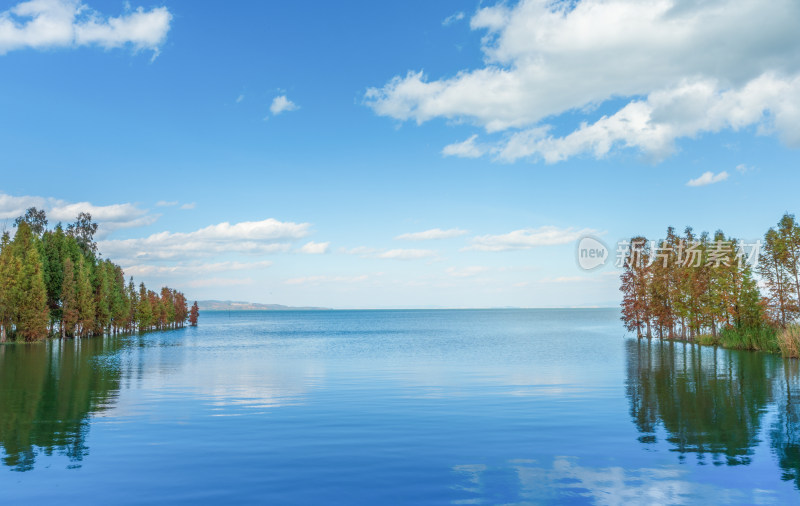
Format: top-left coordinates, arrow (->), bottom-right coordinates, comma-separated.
718,326 -> 780,354
777,325 -> 800,359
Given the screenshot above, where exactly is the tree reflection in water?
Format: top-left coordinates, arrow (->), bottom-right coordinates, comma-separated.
771,358 -> 800,488
627,338 -> 800,488
0,337 -> 123,471
626,339 -> 777,466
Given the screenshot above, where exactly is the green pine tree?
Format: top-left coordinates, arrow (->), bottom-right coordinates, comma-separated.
61,257 -> 79,338
0,232 -> 20,342
76,258 -> 95,337
93,261 -> 111,335
41,226 -> 65,334
11,222 -> 49,341
136,283 -> 152,331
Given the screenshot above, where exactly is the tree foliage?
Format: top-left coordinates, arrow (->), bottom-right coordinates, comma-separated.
620,224 -> 764,339
0,208 -> 193,341
189,301 -> 199,326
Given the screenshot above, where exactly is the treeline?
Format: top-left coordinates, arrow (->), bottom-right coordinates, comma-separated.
0,208 -> 199,343
620,213 -> 800,356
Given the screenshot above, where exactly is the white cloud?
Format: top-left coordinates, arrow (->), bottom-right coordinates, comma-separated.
735,163 -> 754,173
342,246 -> 437,260
98,218 -> 311,261
446,266 -> 488,277
378,249 -> 437,260
495,76 -> 800,162
299,241 -> 329,254
236,94 -> 244,103
539,275 -> 597,284
0,0 -> 172,57
123,260 -> 273,277
154,200 -> 194,210
442,134 -> 485,158
537,271 -> 621,284
0,191 -> 155,236
285,274 -> 368,285
395,228 -> 467,241
340,246 -> 378,256
186,277 -> 254,288
686,170 -> 729,187
442,11 -> 464,26
49,200 -> 157,234
366,0 -> 800,162
466,226 -> 600,252
269,95 -> 298,116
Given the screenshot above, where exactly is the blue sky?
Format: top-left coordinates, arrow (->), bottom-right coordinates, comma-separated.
1,0 -> 799,308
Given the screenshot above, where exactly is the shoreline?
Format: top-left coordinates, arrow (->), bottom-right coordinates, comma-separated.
633,327 -> 800,358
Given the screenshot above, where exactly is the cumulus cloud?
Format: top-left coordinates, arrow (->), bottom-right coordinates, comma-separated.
496,76 -> 800,163
466,226 -> 600,252
180,202 -> 196,210
123,260 -> 273,277
395,228 -> 468,241
686,170 -> 729,187
50,200 -> 156,234
0,191 -> 155,235
365,0 -> 800,162
98,218 -> 311,261
269,95 -> 298,116
0,0 -> 172,57
299,241 -> 329,254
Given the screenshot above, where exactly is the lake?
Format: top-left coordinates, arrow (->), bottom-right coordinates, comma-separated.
2,309 -> 799,504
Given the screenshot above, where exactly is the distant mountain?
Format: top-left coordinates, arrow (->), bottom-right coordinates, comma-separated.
196,300 -> 330,311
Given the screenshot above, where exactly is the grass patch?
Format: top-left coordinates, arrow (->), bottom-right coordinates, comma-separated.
718,326 -> 780,354
696,334 -> 719,346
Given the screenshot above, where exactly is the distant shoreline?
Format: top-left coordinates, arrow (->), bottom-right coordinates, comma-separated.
199,305 -> 619,312
196,300 -> 331,311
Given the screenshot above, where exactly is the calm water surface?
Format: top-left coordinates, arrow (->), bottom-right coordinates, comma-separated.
2,309 -> 800,504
